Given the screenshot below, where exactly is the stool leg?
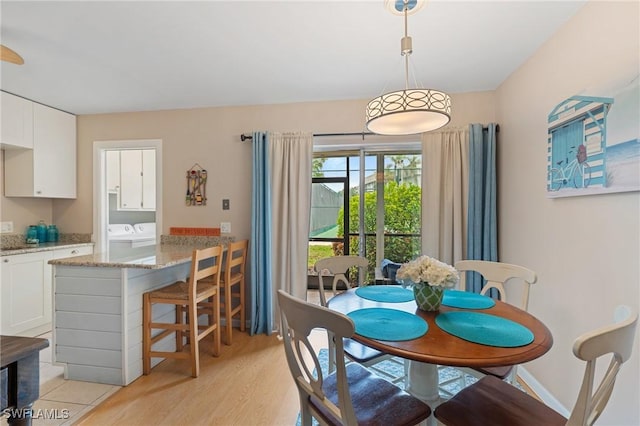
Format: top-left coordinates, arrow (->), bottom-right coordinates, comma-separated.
213,288 -> 221,356
188,298 -> 199,378
239,278 -> 246,332
176,305 -> 183,351
225,283 -> 233,345
143,294 -> 151,375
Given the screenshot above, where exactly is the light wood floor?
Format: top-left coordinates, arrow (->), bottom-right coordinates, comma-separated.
76,329 -> 324,426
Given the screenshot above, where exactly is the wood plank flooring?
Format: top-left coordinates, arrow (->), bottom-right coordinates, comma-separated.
76,329 -> 321,426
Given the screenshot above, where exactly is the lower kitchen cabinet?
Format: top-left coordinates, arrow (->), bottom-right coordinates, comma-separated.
1,251 -> 53,336
0,245 -> 93,337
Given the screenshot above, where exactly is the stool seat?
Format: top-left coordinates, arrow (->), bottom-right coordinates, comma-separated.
149,280 -> 216,300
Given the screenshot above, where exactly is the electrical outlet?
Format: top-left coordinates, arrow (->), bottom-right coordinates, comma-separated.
220,222 -> 231,234
0,221 -> 14,233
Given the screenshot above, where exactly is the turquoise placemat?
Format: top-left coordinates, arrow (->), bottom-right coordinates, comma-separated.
442,290 -> 496,309
435,311 -> 534,347
347,308 -> 428,341
355,285 -> 415,303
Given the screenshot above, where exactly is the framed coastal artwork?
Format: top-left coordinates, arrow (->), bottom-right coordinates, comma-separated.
546,75 -> 639,198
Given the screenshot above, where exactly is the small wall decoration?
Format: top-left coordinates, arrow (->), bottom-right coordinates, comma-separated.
186,163 -> 207,206
547,76 -> 639,198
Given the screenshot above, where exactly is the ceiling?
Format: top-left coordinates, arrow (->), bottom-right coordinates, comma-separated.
1,0 -> 586,115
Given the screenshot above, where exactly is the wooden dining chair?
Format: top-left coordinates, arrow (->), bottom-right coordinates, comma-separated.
142,246 -> 222,378
220,239 -> 248,345
277,289 -> 431,426
434,306 -> 638,426
439,259 -> 538,394
315,256 -> 406,384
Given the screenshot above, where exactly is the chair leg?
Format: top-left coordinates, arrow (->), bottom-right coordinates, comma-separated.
176,305 -> 183,351
143,293 -> 151,375
213,290 -> 221,356
239,279 -> 245,332
225,283 -> 233,345
188,299 -> 199,378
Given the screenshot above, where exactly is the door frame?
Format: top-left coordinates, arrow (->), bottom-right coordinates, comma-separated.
92,139 -> 163,254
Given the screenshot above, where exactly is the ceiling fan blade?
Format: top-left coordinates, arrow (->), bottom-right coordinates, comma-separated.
0,45 -> 24,65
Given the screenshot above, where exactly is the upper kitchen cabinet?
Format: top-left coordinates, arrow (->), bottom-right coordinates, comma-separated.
119,149 -> 156,210
4,101 -> 77,198
1,91 -> 33,149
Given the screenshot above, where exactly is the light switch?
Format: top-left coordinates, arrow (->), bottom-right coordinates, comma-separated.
220,222 -> 231,234
0,221 -> 14,233
222,199 -> 230,210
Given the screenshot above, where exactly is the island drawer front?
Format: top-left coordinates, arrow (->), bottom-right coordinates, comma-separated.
53,245 -> 93,259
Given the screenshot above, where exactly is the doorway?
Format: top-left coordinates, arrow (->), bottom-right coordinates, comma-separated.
92,139 -> 163,255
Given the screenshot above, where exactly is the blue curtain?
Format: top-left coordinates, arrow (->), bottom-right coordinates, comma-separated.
250,131 -> 273,335
466,123 -> 498,294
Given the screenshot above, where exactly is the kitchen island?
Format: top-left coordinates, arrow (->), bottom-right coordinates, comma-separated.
48,237 -> 232,386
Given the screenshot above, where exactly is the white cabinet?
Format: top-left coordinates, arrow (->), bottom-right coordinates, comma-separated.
4,101 -> 76,198
106,150 -> 120,193
119,149 -> 155,210
1,91 -> 33,149
1,251 -> 53,336
0,245 -> 93,337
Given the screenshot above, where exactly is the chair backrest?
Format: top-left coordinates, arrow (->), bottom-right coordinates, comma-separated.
189,246 -> 223,297
277,290 -> 358,425
455,260 -> 537,310
567,306 -> 638,426
314,256 -> 369,307
225,239 -> 248,282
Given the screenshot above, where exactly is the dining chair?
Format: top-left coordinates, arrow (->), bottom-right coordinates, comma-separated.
434,305 -> 638,426
439,259 -> 538,394
220,239 -> 248,345
315,256 -> 406,384
142,246 -> 222,377
277,289 -> 432,426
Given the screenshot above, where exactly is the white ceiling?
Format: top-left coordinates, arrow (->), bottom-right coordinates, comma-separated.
1,0 -> 586,115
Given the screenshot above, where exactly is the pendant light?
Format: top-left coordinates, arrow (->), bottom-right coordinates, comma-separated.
366,0 -> 451,135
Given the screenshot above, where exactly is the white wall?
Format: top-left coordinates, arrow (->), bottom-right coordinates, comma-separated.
496,2 -> 639,424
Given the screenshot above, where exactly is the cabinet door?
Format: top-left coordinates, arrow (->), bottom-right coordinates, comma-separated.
1,251 -> 53,336
119,150 -> 143,209
106,151 -> 120,193
1,92 -> 33,149
32,103 -> 77,198
142,149 -> 156,210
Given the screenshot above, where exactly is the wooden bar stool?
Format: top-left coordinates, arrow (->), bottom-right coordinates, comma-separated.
220,239 -> 248,345
142,246 -> 222,377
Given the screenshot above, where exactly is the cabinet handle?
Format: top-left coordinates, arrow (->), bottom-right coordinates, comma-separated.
36,190 -> 42,194
71,249 -> 79,254
3,259 -> 8,263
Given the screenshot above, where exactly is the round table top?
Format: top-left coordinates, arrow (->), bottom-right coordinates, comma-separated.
327,288 -> 553,368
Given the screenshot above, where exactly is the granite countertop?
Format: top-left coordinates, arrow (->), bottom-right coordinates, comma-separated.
49,236 -> 234,269
0,241 -> 94,256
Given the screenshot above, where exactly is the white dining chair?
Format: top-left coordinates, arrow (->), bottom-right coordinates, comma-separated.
434,305 -> 638,426
439,260 -> 538,395
277,289 -> 432,426
315,256 -> 407,384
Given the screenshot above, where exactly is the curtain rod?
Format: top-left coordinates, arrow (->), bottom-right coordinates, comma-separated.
239,126 -> 498,141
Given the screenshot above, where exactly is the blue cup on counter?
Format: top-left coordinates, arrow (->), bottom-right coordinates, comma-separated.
48,225 -> 59,242
26,225 -> 39,244
36,220 -> 48,243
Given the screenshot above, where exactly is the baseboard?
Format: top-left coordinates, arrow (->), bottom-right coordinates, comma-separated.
518,366 -> 570,417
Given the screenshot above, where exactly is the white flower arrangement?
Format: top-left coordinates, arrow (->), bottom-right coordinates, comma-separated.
396,255 -> 460,289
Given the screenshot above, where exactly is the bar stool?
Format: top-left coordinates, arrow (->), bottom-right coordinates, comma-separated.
142,246 -> 222,377
220,239 -> 248,344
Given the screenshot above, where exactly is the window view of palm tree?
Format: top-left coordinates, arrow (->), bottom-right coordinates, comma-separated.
308,150 -> 421,287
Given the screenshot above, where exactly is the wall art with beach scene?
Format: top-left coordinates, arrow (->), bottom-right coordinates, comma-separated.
547,75 -> 639,198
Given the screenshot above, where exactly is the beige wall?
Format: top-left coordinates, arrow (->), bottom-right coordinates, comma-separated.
46,91 -> 494,241
496,1 -> 639,424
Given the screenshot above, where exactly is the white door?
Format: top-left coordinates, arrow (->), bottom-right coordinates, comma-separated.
119,150 -> 143,209
142,149 -> 156,210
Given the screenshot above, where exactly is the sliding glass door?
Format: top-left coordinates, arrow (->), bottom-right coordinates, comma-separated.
308,150 -> 421,285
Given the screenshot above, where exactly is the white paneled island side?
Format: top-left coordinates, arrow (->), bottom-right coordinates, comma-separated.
49,238 -> 233,386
